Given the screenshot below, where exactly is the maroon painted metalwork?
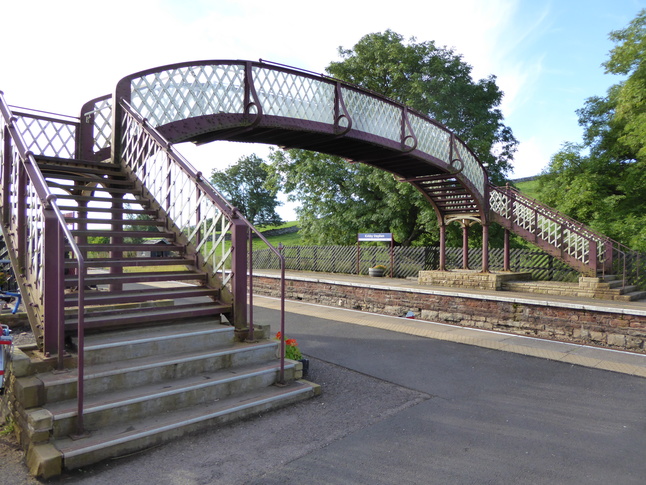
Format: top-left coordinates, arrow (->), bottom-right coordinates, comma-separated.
111,60 -> 489,230
462,224 -> 469,270
0,93 -> 87,433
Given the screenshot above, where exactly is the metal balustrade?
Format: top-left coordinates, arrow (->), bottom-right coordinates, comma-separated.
118,100 -> 288,379
114,60 -> 488,201
0,93 -> 86,369
489,184 -> 609,274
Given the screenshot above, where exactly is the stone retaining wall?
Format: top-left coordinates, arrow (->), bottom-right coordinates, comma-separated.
418,270 -> 532,291
253,275 -> 646,353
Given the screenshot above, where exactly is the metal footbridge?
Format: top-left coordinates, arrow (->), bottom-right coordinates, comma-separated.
0,61 -> 636,470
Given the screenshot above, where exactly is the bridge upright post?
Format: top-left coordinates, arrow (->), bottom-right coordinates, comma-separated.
462,222 -> 469,270
230,217 -> 248,330
503,229 -> 511,271
481,224 -> 490,273
439,223 -> 447,271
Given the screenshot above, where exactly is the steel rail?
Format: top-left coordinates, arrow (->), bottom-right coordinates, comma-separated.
0,93 -> 87,433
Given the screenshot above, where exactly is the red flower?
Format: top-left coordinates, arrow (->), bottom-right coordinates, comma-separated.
275,332 -> 282,340
285,338 -> 298,347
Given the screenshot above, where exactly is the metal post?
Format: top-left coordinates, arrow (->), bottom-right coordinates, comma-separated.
278,243 -> 286,385
482,224 -> 490,273
503,229 -> 510,272
439,223 -> 447,271
230,218 -> 248,329
462,222 -> 469,270
247,227 -> 254,341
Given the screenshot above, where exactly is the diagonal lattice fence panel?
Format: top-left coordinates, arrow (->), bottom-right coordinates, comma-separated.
252,245 -> 591,282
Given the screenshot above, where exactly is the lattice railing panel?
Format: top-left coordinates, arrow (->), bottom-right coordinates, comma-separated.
340,87 -> 402,141
409,114 -> 451,165
120,106 -> 235,286
253,68 -> 334,123
83,97 -> 113,154
129,65 -> 247,126
489,186 -> 605,270
452,140 -> 486,198
117,61 -> 489,205
13,114 -> 78,159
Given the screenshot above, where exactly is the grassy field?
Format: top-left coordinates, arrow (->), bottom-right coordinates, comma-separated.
513,177 -> 541,200
252,221 -> 302,249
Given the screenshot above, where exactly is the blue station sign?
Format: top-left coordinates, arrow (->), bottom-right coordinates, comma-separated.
358,233 -> 393,242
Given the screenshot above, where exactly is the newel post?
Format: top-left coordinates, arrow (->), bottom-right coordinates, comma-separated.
230,216 -> 249,329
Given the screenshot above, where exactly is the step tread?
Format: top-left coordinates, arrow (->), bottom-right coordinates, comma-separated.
66,271 -> 206,285
64,301 -> 226,326
46,361 -> 286,419
82,320 -> 232,349
71,243 -> 184,252
35,155 -> 122,168
39,341 -> 278,388
71,230 -> 175,239
53,381 -> 315,460
64,287 -> 218,307
65,257 -> 193,268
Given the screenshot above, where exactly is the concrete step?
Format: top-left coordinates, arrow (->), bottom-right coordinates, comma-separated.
617,290 -> 646,302
64,286 -> 219,308
46,380 -> 318,470
39,341 -> 280,402
47,361 -> 296,437
79,320 -> 235,365
64,302 -> 227,330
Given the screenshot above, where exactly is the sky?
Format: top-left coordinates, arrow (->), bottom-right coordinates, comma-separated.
1,0 -> 644,219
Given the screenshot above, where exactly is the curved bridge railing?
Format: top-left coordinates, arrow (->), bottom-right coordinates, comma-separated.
112,60 -> 487,203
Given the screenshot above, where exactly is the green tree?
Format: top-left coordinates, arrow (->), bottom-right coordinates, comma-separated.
270,30 -> 517,246
210,154 -> 282,226
537,10 -> 646,251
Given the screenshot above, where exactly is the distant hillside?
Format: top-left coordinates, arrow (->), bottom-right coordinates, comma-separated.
511,175 -> 541,199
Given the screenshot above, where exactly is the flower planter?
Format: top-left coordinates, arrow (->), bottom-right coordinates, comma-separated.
369,268 -> 385,277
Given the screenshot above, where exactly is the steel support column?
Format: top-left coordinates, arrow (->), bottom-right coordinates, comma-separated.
42,210 -> 65,357
462,223 -> 469,270
503,229 -> 510,271
230,218 -> 248,329
439,223 -> 447,271
481,224 -> 490,273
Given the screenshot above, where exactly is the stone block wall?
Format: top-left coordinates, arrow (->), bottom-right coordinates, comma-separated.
418,270 -> 532,291
253,275 -> 646,353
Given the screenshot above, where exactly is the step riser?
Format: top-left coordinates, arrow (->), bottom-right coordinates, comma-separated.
61,385 -> 316,471
83,327 -> 235,365
45,344 -> 279,402
52,367 -> 294,437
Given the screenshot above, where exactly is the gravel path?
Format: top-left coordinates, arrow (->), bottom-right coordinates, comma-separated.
1,357 -> 429,484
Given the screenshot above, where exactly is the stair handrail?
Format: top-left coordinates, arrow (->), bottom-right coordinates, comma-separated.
0,92 -> 88,434
489,184 -> 608,270
490,183 -> 641,287
117,99 -> 288,382
493,184 -> 612,242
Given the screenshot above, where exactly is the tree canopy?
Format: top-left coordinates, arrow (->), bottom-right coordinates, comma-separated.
270,30 -> 517,246
536,10 -> 646,251
210,154 -> 282,227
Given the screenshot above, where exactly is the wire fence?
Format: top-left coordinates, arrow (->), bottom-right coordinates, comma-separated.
252,245 -> 584,282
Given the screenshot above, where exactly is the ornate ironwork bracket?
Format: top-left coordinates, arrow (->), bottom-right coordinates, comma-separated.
333,83 -> 352,135
401,107 -> 417,152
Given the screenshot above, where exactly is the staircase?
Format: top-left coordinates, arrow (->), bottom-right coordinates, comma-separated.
38,155 -> 229,332
502,274 -> 646,302
13,320 -> 315,478
489,184 -> 611,276
0,93 -> 315,478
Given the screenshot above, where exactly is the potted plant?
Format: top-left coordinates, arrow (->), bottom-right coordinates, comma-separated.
369,264 -> 387,277
275,332 -> 309,377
